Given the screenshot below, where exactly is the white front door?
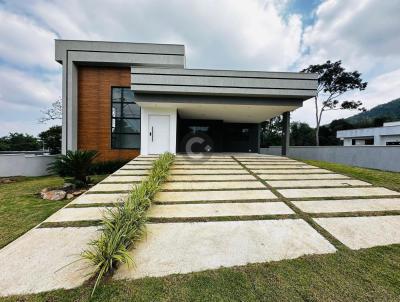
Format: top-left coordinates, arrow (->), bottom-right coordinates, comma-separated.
148,115 -> 170,154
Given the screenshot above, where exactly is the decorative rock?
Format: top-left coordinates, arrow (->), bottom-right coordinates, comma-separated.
72,190 -> 85,196
62,183 -> 75,190
66,193 -> 74,200
41,188 -> 49,194
41,190 -> 66,201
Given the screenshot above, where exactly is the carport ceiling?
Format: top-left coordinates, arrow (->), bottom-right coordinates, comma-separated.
137,102 -> 300,123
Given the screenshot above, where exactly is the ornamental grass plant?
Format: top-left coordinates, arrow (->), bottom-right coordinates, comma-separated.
81,152 -> 175,296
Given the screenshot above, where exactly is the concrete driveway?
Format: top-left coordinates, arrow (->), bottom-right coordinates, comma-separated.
1,153 -> 400,296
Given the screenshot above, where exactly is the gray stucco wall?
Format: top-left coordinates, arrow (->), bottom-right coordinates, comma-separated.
0,154 -> 56,177
260,146 -> 400,172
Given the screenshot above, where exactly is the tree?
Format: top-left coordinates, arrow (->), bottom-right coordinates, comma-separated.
39,98 -> 62,123
38,126 -> 62,154
260,116 -> 282,147
301,60 -> 367,145
290,122 -> 315,146
0,133 -> 40,151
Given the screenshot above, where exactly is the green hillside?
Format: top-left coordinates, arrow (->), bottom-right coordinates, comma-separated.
346,98 -> 400,124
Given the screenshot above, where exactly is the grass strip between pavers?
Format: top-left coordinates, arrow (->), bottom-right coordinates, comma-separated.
232,156 -> 348,251
284,195 -> 400,201
160,188 -> 268,192
148,214 -> 298,223
81,152 -> 175,296
153,199 -> 280,205
67,203 -> 121,208
310,210 -> 400,218
39,220 -> 102,228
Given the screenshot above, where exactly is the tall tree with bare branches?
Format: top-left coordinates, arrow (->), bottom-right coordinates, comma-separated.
39,98 -> 62,123
301,61 -> 367,145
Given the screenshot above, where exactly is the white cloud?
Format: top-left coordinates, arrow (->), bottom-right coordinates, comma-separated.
299,0 -> 400,74
0,67 -> 60,110
6,0 -> 303,70
0,10 -> 58,70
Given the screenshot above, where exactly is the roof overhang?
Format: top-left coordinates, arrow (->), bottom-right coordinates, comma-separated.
132,67 -> 317,123
131,67 -> 317,99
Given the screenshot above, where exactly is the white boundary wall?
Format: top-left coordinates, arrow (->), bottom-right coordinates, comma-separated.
0,154 -> 56,177
260,146 -> 400,172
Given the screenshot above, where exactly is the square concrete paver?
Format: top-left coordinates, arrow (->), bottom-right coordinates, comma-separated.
266,179 -> 371,188
170,169 -> 247,175
45,207 -> 110,222
103,175 -> 145,183
0,227 -> 99,296
260,174 -> 349,180
148,202 -> 294,218
171,165 -> 241,169
155,189 -> 278,203
113,169 -> 150,175
174,161 -> 238,165
314,216 -> 400,250
113,219 -> 336,280
239,159 -> 297,163
89,183 -> 137,192
168,174 -> 257,181
120,166 -> 152,170
279,187 -> 400,199
162,181 -> 265,191
126,161 -> 154,165
71,193 -> 128,205
246,165 -> 317,169
254,169 -> 331,174
293,198 -> 400,213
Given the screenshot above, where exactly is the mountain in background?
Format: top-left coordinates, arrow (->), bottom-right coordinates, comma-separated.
346,98 -> 400,124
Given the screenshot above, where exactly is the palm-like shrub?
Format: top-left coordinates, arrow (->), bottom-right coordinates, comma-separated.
82,152 -> 175,296
49,150 -> 98,186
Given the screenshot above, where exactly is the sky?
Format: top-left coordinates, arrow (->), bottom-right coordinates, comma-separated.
1,0 -> 400,136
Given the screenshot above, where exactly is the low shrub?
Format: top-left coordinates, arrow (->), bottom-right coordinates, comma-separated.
81,152 -> 175,296
89,159 -> 129,175
48,150 -> 98,187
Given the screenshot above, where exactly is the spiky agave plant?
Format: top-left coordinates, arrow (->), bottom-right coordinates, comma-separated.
48,150 -> 98,186
81,152 -> 174,296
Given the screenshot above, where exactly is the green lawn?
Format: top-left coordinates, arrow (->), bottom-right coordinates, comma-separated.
2,245 -> 400,301
0,175 -> 107,249
302,159 -> 400,192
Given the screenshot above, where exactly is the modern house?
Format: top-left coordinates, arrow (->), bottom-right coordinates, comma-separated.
55,40 -> 318,160
337,121 -> 400,146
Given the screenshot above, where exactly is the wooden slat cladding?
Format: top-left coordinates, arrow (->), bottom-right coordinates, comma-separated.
78,66 -> 140,161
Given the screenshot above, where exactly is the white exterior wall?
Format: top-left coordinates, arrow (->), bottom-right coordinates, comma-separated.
337,123 -> 400,146
140,107 -> 177,155
343,138 -> 352,146
380,135 -> 400,145
0,154 -> 56,177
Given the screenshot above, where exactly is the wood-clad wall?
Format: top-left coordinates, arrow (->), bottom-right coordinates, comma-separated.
77,66 -> 140,161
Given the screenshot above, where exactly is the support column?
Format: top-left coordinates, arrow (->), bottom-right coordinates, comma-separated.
282,111 -> 290,156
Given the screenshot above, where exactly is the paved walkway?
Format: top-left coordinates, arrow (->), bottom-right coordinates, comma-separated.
1,153 -> 400,296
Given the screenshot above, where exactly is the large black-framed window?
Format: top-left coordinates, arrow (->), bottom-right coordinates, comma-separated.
111,87 -> 140,149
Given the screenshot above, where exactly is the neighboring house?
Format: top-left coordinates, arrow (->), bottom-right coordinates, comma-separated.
337,121 -> 400,146
55,40 -> 317,160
